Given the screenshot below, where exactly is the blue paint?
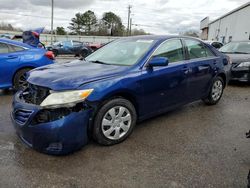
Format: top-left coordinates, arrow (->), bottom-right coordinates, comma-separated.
0,38 -> 54,89
11,35 -> 229,155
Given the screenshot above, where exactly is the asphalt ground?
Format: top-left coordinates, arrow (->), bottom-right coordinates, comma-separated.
0,57 -> 250,188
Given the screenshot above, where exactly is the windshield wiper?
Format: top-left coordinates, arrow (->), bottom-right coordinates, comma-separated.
233,51 -> 250,54
91,60 -> 110,65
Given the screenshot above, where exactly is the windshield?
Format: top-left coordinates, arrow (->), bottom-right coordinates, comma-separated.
85,39 -> 155,66
219,42 -> 250,54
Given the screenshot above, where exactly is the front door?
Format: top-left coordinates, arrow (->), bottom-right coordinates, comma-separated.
140,39 -> 189,116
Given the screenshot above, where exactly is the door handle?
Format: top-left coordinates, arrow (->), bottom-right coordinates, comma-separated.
7,55 -> 18,59
213,59 -> 219,65
198,65 -> 210,71
182,67 -> 189,74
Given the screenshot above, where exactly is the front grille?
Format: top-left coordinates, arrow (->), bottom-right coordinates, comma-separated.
22,84 -> 50,105
14,109 -> 33,125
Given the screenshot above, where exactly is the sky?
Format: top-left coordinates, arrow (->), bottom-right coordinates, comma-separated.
0,0 -> 249,34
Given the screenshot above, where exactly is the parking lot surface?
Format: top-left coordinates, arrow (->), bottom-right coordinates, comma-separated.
0,58 -> 250,188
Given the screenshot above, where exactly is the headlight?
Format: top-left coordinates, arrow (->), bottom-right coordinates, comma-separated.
237,62 -> 250,68
40,89 -> 93,108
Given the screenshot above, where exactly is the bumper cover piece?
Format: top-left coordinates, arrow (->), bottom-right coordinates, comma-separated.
11,92 -> 91,155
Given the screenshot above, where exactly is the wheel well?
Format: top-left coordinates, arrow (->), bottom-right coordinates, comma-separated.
106,92 -> 139,115
12,67 -> 35,84
217,73 -> 226,88
87,92 -> 139,139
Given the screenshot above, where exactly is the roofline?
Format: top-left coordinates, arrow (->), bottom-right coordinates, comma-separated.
209,2 -> 250,25
0,38 -> 32,48
201,16 -> 209,22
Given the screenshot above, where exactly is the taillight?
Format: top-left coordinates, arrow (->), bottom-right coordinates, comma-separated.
32,31 -> 39,38
45,51 -> 55,60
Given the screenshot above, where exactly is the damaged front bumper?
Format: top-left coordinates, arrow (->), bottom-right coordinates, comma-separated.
230,66 -> 250,82
11,91 -> 92,155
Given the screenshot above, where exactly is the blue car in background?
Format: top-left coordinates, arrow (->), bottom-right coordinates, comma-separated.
0,38 -> 54,90
11,35 -> 230,155
46,40 -> 93,57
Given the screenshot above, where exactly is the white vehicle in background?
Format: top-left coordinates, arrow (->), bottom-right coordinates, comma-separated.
204,41 -> 224,49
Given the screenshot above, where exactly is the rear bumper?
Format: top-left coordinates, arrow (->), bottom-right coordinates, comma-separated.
11,92 -> 91,155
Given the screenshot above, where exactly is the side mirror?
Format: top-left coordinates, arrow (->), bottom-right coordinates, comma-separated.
148,57 -> 169,67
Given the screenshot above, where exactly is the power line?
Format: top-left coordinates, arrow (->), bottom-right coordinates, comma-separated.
0,11 -> 69,21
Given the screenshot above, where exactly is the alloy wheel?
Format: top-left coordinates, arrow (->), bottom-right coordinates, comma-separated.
211,80 -> 223,101
18,73 -> 28,90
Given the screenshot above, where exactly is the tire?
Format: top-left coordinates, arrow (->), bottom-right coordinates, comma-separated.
13,68 -> 31,91
203,76 -> 224,105
52,49 -> 58,57
93,98 -> 137,146
80,49 -> 89,58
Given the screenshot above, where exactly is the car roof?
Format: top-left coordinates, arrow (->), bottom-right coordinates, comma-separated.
124,35 -> 202,41
227,41 -> 250,43
204,40 -> 222,44
0,38 -> 33,48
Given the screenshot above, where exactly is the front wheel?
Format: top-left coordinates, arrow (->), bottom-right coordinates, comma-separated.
93,98 -> 137,146
13,68 -> 31,91
203,76 -> 224,105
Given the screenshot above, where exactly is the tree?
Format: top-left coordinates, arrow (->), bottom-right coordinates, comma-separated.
82,10 -> 97,35
131,28 -> 149,36
68,13 -> 85,35
68,11 -> 97,35
102,12 -> 125,36
0,22 -> 21,31
180,30 -> 200,38
56,27 -> 66,35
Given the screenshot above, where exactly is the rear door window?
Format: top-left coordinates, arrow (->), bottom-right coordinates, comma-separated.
0,43 -> 10,54
8,44 -> 25,52
185,39 -> 215,59
63,41 -> 72,47
73,41 -> 82,46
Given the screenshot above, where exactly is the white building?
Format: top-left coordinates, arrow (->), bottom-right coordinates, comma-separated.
200,2 -> 250,43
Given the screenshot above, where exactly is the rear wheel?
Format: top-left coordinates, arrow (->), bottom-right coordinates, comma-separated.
80,49 -> 89,58
13,68 -> 31,91
93,98 -> 137,146
203,76 -> 224,105
52,49 -> 58,57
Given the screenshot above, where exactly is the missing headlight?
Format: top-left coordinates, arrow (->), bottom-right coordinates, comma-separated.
32,103 -> 87,125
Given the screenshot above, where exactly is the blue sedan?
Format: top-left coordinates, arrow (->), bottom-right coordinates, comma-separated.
11,35 -> 230,155
0,38 -> 54,90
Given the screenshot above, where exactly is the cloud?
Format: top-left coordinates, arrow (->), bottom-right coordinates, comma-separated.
28,0 -> 95,9
0,0 -> 249,34
0,0 -> 29,10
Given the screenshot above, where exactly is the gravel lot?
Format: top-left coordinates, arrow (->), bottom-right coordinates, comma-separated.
0,58 -> 250,188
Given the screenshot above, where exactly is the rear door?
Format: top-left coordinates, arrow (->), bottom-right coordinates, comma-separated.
63,41 -> 74,54
0,42 -> 21,88
183,39 -> 218,101
72,41 -> 83,54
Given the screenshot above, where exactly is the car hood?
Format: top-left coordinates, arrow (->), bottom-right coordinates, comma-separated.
27,60 -> 129,90
225,53 -> 250,64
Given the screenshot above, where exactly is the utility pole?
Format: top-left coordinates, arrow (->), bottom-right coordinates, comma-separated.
129,18 -> 132,36
127,5 -> 132,36
51,0 -> 54,44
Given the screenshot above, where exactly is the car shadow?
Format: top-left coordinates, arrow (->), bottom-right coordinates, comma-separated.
228,81 -> 250,87
0,89 -> 15,96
